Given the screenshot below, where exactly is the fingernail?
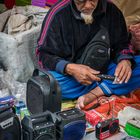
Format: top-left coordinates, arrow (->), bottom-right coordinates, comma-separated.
117,78 -> 120,82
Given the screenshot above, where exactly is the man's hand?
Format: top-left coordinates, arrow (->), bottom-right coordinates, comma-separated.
76,86 -> 104,109
115,60 -> 132,83
65,64 -> 101,85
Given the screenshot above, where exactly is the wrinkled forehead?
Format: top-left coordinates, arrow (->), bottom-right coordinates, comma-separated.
74,0 -> 98,2
77,0 -> 85,1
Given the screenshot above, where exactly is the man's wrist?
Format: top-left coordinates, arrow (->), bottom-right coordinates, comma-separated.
120,59 -> 132,67
65,63 -> 74,75
125,59 -> 132,67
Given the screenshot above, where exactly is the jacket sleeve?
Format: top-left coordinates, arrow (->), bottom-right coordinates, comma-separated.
36,13 -> 70,74
109,4 -> 135,67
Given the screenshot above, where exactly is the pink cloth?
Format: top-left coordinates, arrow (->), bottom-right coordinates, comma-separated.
32,0 -> 58,7
46,0 -> 58,6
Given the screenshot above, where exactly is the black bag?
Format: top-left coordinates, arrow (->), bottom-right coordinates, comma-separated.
0,110 -> 21,140
77,26 -> 110,73
26,68 -> 61,114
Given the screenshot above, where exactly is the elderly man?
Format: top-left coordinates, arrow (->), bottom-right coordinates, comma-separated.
36,0 -> 140,109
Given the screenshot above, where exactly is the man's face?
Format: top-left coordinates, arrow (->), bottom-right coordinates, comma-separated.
74,0 -> 99,15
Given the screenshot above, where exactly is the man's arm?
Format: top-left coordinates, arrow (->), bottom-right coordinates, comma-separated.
110,4 -> 135,83
65,63 -> 101,85
36,13 -> 70,73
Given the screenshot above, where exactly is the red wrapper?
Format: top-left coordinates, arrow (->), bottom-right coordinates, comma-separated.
84,110 -> 102,127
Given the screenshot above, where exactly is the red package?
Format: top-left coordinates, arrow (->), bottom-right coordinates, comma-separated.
84,110 -> 102,127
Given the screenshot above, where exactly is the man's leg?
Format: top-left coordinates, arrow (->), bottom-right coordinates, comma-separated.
49,71 -> 98,99
77,56 -> 140,108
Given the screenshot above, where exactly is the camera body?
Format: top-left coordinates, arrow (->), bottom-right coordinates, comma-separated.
95,118 -> 119,140
22,111 -> 57,140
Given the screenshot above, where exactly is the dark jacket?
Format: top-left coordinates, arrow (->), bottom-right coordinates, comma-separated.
36,0 -> 134,74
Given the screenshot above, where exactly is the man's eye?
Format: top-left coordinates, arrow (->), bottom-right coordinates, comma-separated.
75,0 -> 86,4
75,0 -> 97,4
78,0 -> 86,2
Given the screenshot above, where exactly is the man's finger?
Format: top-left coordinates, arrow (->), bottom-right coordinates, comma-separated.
75,104 -> 81,109
80,80 -> 92,85
79,101 -> 85,109
76,97 -> 85,109
125,70 -> 132,83
115,64 -> 122,77
88,73 -> 101,81
117,66 -> 126,82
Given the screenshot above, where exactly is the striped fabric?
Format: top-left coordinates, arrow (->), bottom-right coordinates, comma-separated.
38,0 -> 70,46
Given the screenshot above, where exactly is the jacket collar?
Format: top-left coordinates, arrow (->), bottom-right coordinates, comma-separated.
70,0 -> 107,20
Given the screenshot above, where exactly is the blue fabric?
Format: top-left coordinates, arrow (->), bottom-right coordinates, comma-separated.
99,55 -> 140,96
49,56 -> 140,99
49,71 -> 98,99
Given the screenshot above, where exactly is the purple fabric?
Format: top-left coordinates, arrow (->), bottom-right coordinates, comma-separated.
32,0 -> 46,7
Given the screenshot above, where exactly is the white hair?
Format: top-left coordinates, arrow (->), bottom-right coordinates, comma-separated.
81,12 -> 94,24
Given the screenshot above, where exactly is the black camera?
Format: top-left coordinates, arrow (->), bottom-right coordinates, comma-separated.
22,111 -> 57,140
95,118 -> 120,140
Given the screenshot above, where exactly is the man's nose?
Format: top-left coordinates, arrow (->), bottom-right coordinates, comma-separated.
84,0 -> 93,8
